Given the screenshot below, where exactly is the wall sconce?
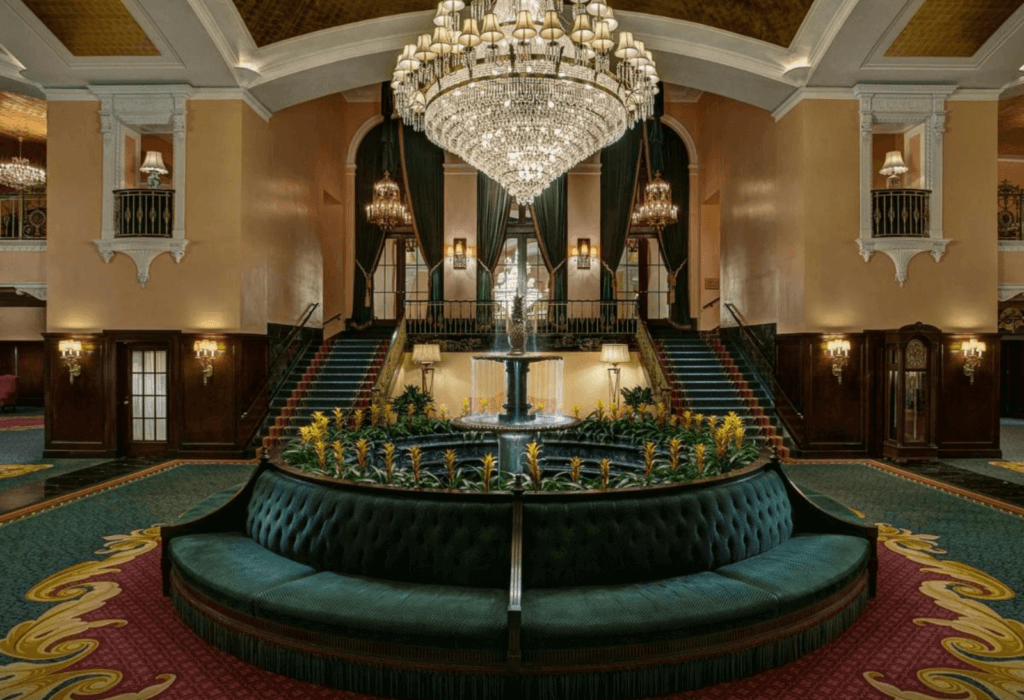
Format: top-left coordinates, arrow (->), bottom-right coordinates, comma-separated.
194,339 -> 219,386
446,238 -> 474,270
58,340 -> 82,385
571,238 -> 597,269
826,338 -> 850,384
405,238 -> 417,264
626,237 -> 640,263
963,339 -> 986,385
600,343 -> 630,404
412,343 -> 441,394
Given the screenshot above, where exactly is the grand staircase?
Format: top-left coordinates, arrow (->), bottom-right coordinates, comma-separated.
262,330 -> 392,448
648,326 -> 790,457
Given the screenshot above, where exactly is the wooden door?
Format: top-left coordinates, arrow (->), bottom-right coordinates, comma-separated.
1001,339 -> 1024,418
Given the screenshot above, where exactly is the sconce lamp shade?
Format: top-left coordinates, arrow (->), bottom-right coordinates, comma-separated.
58,339 -> 82,357
194,339 -> 218,357
963,339 -> 987,356
600,343 -> 630,365
412,343 -> 441,365
879,151 -> 908,177
140,151 -> 168,175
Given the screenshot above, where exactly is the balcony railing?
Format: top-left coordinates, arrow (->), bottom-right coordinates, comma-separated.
871,188 -> 930,238
114,189 -> 174,238
0,193 -> 46,240
404,299 -> 638,337
999,180 -> 1022,241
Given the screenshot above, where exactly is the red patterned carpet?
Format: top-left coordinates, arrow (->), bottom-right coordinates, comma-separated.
0,525 -> 1018,700
0,415 -> 43,431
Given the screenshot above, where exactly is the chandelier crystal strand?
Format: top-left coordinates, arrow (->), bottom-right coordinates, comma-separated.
0,137 -> 46,191
393,0 -> 659,204
632,171 -> 678,232
366,171 -> 412,231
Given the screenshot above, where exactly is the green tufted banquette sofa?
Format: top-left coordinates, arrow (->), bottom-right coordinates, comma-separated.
161,454 -> 877,700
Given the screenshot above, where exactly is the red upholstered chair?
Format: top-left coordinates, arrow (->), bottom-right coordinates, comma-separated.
0,375 -> 17,412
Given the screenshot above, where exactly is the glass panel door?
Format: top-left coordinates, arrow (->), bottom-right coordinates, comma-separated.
131,349 -> 167,443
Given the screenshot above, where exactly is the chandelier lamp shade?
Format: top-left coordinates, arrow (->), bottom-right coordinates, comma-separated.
0,137 -> 46,191
140,150 -> 168,189
392,0 -> 660,205
365,170 -> 412,231
631,171 -> 678,232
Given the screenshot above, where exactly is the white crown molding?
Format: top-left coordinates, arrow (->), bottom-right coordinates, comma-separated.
947,89 -> 1004,101
0,240 -> 46,252
93,238 -> 188,288
999,156 -> 1024,163
857,238 -> 949,288
8,282 -> 46,301
999,241 -> 1024,252
191,87 -> 271,121
999,283 -> 1024,301
43,88 -> 98,101
772,87 -> 853,122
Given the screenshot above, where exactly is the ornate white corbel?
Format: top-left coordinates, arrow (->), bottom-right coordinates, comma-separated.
12,283 -> 47,301
857,238 -> 949,287
93,238 -> 188,288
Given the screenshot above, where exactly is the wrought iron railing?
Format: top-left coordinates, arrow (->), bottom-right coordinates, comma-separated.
404,299 -> 638,337
999,180 -> 1023,241
114,189 -> 174,238
635,317 -> 680,409
371,317 -> 407,414
0,193 -> 46,240
871,188 -> 930,237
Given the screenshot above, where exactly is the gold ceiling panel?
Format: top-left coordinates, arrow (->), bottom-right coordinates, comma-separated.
885,0 -> 1024,58
233,0 -> 813,49
999,95 -> 1024,157
20,0 -> 159,57
0,92 -> 46,142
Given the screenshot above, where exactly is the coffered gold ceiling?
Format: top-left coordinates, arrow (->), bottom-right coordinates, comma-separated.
232,0 -> 814,49
885,0 -> 1024,58
0,92 -> 46,142
20,0 -> 160,57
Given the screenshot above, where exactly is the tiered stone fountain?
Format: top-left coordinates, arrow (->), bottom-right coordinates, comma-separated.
452,296 -> 578,473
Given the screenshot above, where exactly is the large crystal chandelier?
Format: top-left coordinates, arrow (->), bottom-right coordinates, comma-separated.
365,170 -> 412,230
0,137 -> 45,191
631,171 -> 677,232
392,0 -> 659,204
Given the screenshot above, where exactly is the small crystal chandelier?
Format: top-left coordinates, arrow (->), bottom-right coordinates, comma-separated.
0,137 -> 45,191
392,0 -> 660,204
365,171 -> 411,231
631,172 -> 677,232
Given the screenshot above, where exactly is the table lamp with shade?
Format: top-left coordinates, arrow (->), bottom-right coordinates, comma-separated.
412,343 -> 441,394
880,151 -> 908,188
600,343 -> 630,405
140,151 -> 168,189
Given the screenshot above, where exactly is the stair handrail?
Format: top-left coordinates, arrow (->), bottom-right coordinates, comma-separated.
635,317 -> 677,409
702,297 -> 720,310
722,302 -> 803,422
371,315 -> 407,413
241,302 -> 320,420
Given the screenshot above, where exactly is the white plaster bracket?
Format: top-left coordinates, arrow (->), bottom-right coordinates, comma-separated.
92,238 -> 188,289
999,284 -> 1024,302
857,237 -> 949,288
12,283 -> 47,301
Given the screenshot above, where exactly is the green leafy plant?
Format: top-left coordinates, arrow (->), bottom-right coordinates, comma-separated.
620,386 -> 654,412
391,385 -> 434,418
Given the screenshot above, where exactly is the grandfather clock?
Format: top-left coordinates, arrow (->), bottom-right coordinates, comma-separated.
883,322 -> 941,462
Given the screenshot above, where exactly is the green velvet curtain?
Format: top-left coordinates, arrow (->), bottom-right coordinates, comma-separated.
476,172 -> 512,306
399,124 -> 445,305
600,125 -> 644,305
656,121 -> 691,325
530,174 -> 568,309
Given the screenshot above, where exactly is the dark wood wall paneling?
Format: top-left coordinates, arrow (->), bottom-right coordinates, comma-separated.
774,330 -> 1000,460
43,332 -> 268,459
0,341 -> 45,406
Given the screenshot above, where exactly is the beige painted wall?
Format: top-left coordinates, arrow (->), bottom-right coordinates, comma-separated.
792,99 -> 997,333
391,351 -> 649,414
0,251 -> 45,283
0,307 -> 45,340
444,158 -> 477,303
697,93 -> 778,329
567,157 -> 601,302
697,193 -> 721,329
